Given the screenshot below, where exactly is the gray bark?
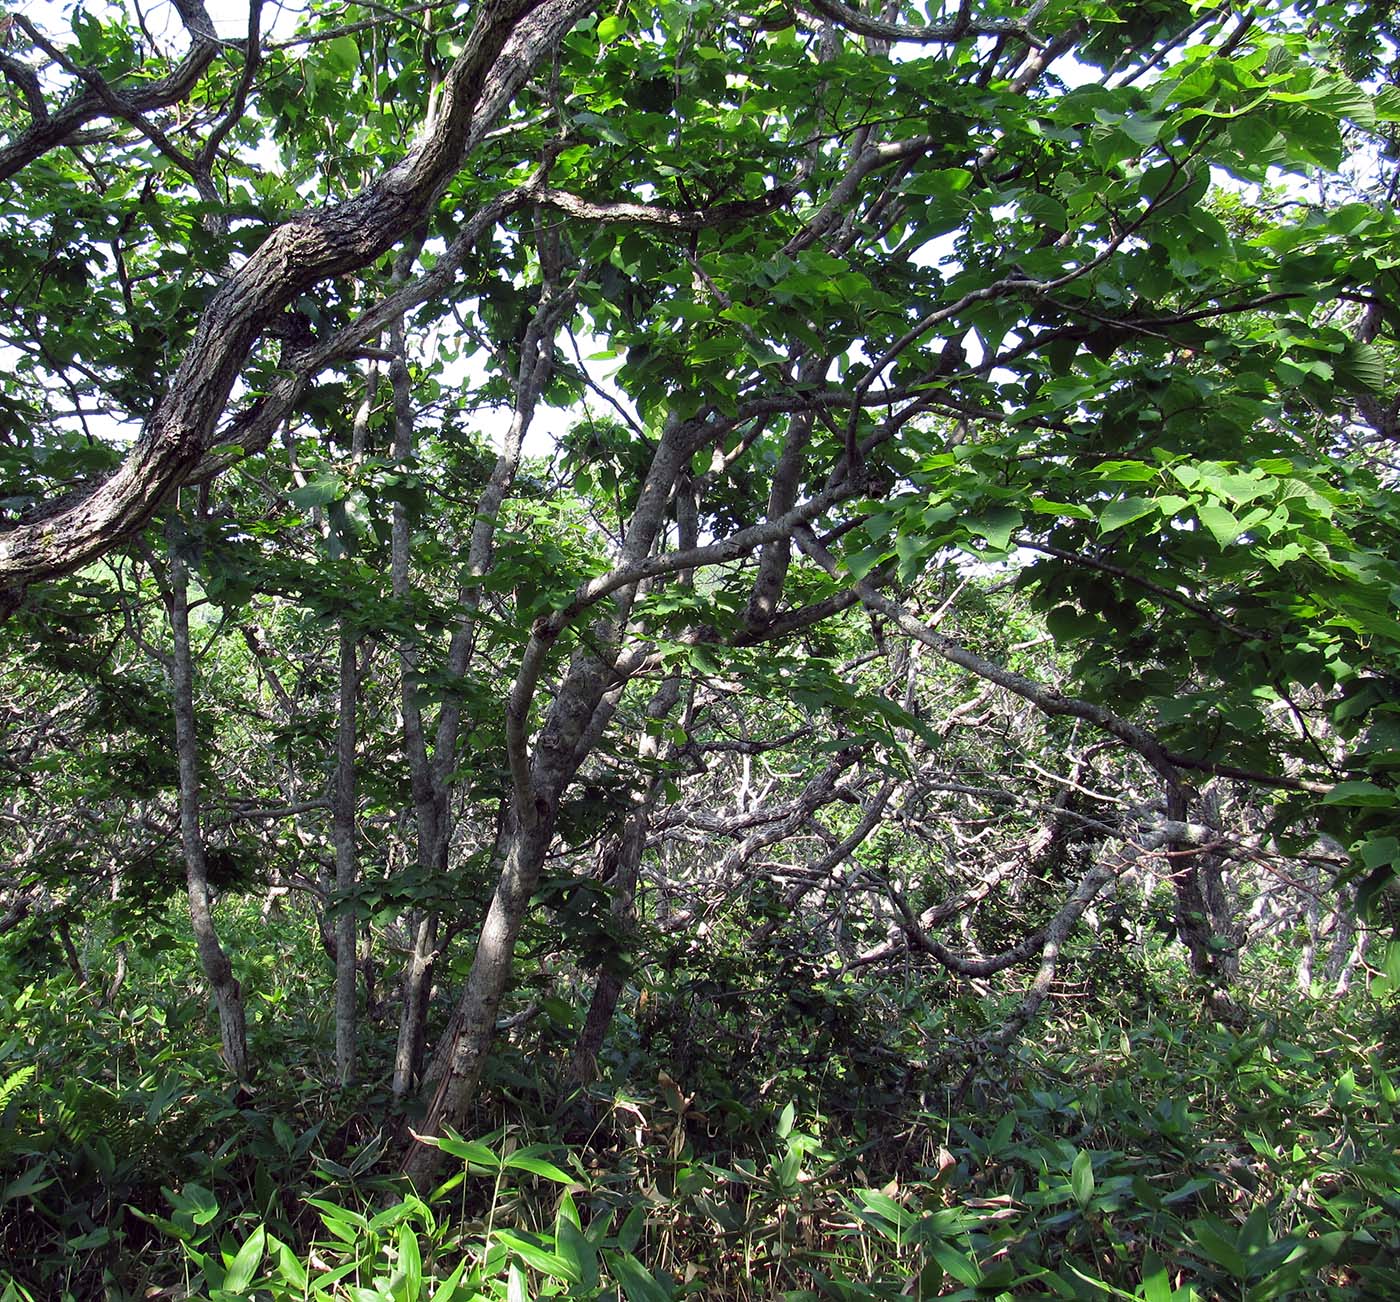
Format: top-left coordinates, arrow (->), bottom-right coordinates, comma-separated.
401,420 -> 695,1185
568,677 -> 683,1089
390,230 -> 577,1098
1322,888 -> 1360,992
333,624 -> 359,1085
743,411 -> 815,631
1297,865 -> 1321,992
168,515 -> 249,1081
0,0 -> 598,607
331,363 -> 376,1085
388,310 -> 443,1100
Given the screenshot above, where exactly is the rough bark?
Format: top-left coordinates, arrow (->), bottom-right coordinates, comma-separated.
0,0 -> 597,608
1171,862 -> 1231,988
0,0 -> 223,183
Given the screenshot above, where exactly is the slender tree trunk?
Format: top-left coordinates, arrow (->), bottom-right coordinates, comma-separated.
566,821 -> 646,1088
1172,866 -> 1224,982
404,812 -> 554,1182
333,622 -> 359,1084
1335,926 -> 1369,996
1322,890 -> 1358,990
168,517 -> 249,1081
568,679 -> 681,1088
390,233 -> 575,1099
394,913 -> 439,1096
57,919 -> 86,986
102,868 -> 128,1007
330,361 -> 376,1085
1297,874 -> 1321,993
569,478 -> 696,1088
388,308 -> 445,1099
402,424 -> 693,1186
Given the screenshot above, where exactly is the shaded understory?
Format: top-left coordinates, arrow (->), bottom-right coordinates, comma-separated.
2,902 -> 1398,1300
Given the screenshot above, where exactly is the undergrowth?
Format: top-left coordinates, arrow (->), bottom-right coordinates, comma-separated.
1,915 -> 1398,1300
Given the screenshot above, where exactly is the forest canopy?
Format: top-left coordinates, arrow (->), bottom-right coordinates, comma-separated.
3,0 -> 1400,1296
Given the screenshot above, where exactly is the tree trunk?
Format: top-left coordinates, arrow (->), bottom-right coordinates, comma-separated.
1297,874 -> 1321,993
1322,890 -> 1359,991
387,308 -> 446,1100
403,813 -> 555,1184
567,481 -> 697,1091
393,913 -> 439,1097
168,516 -> 249,1081
57,919 -> 86,986
388,236 -> 575,1100
1172,865 -> 1225,985
333,622 -> 359,1084
567,679 -> 681,1089
400,424 -> 705,1184
0,0 -> 597,602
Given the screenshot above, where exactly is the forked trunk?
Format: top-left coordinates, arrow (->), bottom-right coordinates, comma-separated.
393,912 -> 439,1098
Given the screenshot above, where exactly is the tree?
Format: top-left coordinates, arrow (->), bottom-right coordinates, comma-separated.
2,0 -> 1399,1189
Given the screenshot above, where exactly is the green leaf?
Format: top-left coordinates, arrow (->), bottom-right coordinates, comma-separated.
1360,835 -> 1400,868
1336,341 -> 1386,393
1029,497 -> 1094,519
272,1237 -> 308,1292
1324,780 -> 1397,807
1192,1216 -> 1248,1279
556,1216 -> 599,1291
1045,604 -> 1099,642
617,1203 -> 646,1253
223,1226 -> 265,1295
929,1240 -> 981,1286
432,1129 -> 501,1170
1140,1251 -> 1172,1302
855,1189 -> 914,1229
1,1165 -> 54,1204
395,1224 -> 422,1302
970,505 -> 1021,552
1099,497 -> 1158,533
495,1229 -> 579,1282
325,35 -> 360,74
288,475 -> 345,510
1196,502 -> 1241,547
609,1251 -> 672,1302
777,1101 -> 795,1139
167,1183 -> 220,1226
1070,1149 -> 1095,1208
597,14 -> 628,42
905,167 -> 973,196
427,1261 -> 467,1301
1094,460 -> 1158,481
503,1153 -> 575,1185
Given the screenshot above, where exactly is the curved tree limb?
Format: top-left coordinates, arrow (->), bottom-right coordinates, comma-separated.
0,0 -> 598,610
0,0 -> 225,181
798,0 -> 1049,47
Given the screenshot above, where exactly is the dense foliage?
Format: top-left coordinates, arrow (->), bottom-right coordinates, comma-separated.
3,0 -> 1400,1295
